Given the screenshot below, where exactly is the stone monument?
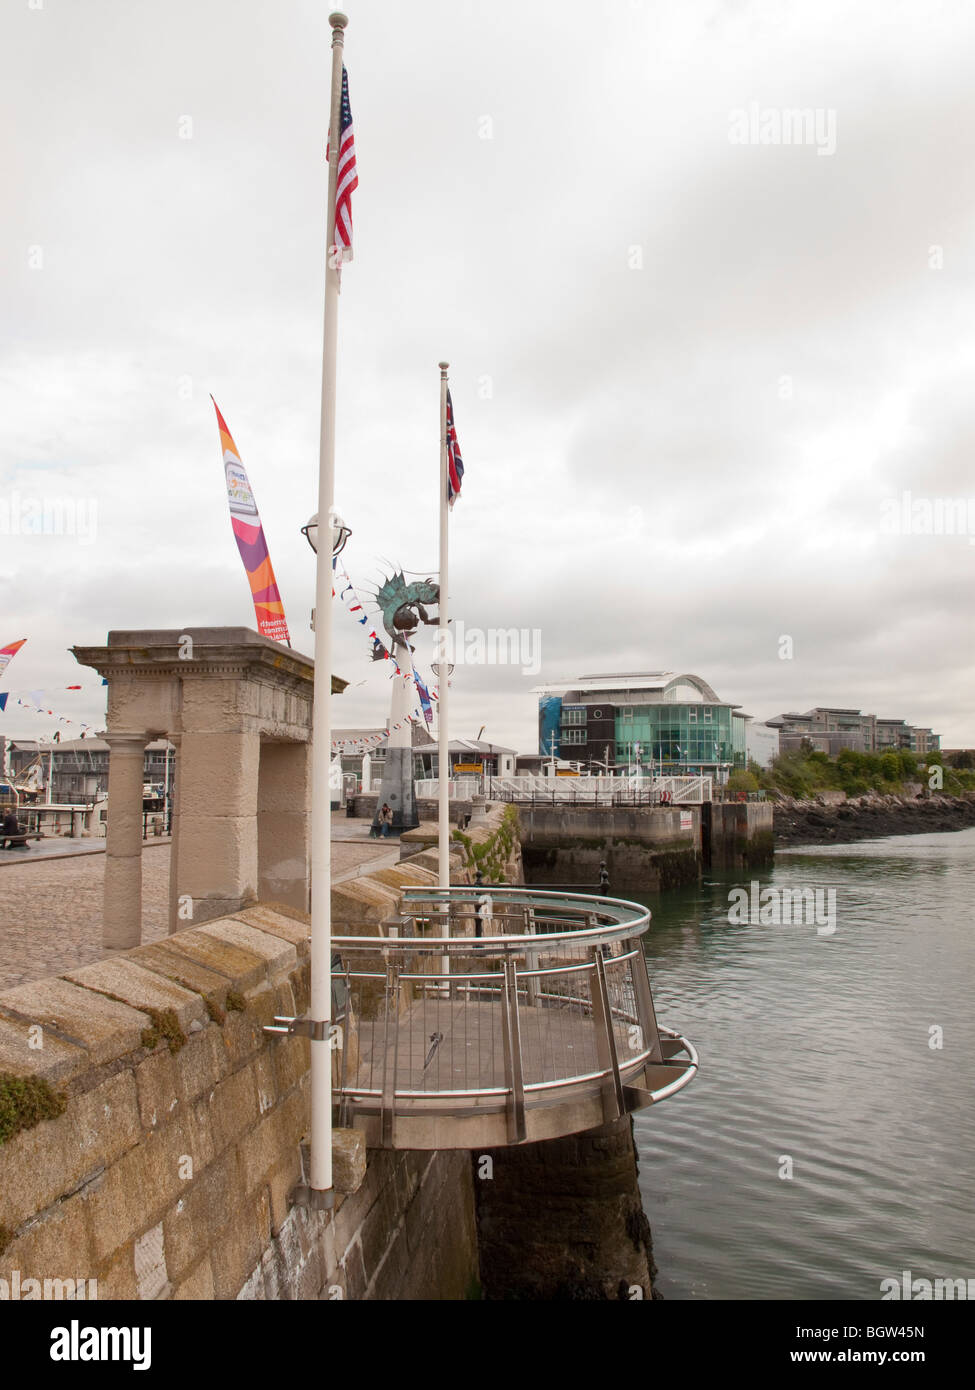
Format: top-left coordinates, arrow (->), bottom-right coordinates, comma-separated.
370,572 -> 439,834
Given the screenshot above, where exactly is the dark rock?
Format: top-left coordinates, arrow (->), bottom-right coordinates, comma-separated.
773,794 -> 975,848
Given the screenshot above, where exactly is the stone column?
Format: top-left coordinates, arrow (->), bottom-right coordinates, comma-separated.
175,729 -> 260,926
473,1117 -> 657,1300
103,732 -> 147,950
71,629 -> 325,933
375,641 -> 418,833
167,734 -> 183,935
257,740 -> 312,913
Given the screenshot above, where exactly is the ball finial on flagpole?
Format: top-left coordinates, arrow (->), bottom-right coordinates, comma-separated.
439,361 -> 449,373
329,12 -> 349,29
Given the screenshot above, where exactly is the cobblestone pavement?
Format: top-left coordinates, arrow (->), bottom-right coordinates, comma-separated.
0,839 -> 397,993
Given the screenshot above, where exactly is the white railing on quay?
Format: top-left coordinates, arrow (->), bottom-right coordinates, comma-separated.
430,774 -> 714,804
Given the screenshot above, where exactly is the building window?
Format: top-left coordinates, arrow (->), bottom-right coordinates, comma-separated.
561,728 -> 585,745
688,708 -> 697,722
561,707 -> 586,726
703,708 -> 713,722
621,707 -> 633,720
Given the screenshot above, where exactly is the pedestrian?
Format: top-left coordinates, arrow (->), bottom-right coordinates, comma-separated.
1,809 -> 25,849
380,802 -> 393,837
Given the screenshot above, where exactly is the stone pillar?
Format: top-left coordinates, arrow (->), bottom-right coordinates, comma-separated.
176,730 -> 260,926
257,740 -> 312,913
167,734 -> 183,935
103,732 -> 147,950
375,641 -> 418,833
473,1117 -> 657,1300
72,629 -> 336,936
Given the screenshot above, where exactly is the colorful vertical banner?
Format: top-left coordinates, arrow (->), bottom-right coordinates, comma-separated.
211,398 -> 291,645
0,639 -> 27,686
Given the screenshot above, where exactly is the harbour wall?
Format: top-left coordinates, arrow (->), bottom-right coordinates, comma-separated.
703,801 -> 775,871
520,805 -> 701,893
0,893 -> 478,1301
475,1118 -> 656,1300
519,801 -> 774,893
0,805 -> 653,1301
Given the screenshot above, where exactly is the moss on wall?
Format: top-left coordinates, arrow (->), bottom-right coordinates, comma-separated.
140,1007 -> 187,1055
452,805 -> 520,883
0,1072 -> 67,1147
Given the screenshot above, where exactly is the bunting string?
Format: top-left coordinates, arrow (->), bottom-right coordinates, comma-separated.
330,561 -> 442,753
328,563 -> 443,753
0,681 -> 107,727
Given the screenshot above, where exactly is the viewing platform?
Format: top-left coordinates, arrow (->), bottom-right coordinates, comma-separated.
331,885 -> 697,1150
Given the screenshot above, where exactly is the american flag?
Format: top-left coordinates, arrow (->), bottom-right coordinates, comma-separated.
446,389 -> 465,508
327,65 -> 357,263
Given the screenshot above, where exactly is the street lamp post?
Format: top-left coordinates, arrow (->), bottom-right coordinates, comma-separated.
297,504 -> 351,1208
302,511 -> 351,558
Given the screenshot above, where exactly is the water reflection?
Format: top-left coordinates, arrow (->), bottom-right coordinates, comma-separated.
632,828 -> 975,1300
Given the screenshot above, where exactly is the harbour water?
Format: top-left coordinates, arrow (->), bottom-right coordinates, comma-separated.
633,827 -> 975,1300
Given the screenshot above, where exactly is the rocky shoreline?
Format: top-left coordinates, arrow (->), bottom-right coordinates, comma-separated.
773,792 -> 975,847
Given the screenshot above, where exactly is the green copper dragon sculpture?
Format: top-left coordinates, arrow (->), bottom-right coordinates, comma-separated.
371,571 -> 440,656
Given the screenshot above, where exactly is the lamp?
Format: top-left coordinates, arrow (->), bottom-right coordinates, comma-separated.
302,509 -> 351,556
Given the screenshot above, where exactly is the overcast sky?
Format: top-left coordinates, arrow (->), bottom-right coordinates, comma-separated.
2,0 -> 974,754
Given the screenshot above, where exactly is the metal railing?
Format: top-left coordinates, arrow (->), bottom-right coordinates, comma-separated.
330,886 -> 697,1149
486,775 -> 712,806
142,809 -> 172,839
415,775 -> 713,805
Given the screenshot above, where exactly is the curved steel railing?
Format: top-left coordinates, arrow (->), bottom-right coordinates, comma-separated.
330,886 -> 697,1148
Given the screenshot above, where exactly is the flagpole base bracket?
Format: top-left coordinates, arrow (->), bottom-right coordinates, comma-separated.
291,1183 -> 335,1212
264,1015 -> 330,1042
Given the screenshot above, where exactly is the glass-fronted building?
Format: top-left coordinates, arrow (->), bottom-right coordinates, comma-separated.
533,672 -> 753,779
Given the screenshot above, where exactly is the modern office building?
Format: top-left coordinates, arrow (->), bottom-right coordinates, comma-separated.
767,710 -> 868,755
533,672 -> 757,779
910,728 -> 938,755
768,708 -> 939,755
874,718 -> 913,751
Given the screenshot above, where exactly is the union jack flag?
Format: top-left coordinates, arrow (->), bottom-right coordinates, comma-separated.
446,389 -> 464,508
327,65 -> 357,264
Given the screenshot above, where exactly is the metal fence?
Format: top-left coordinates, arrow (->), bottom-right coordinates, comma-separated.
330,886 -> 697,1149
489,775 -> 711,805
415,775 -> 713,804
142,810 -> 172,839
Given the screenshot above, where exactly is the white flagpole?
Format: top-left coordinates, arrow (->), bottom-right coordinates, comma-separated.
437,363 -> 451,971
309,8 -> 348,1205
